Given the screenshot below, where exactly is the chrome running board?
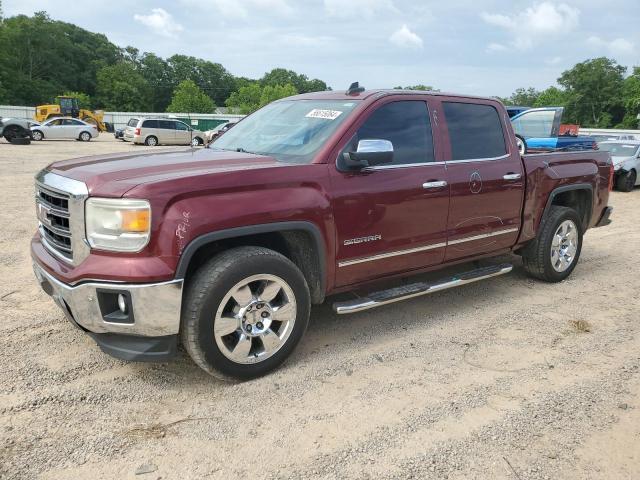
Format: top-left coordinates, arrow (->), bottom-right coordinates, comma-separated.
333,263 -> 513,314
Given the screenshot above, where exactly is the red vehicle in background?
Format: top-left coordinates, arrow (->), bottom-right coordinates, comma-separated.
32,85 -> 613,379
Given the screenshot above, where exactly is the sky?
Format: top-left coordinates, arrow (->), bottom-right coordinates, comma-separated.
6,0 -> 640,97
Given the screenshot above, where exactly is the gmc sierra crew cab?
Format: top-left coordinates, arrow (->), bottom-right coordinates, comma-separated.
32,86 -> 614,380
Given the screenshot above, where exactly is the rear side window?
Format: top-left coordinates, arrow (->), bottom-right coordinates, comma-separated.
443,102 -> 506,160
142,119 -> 159,128
159,120 -> 175,130
175,122 -> 189,131
355,101 -> 434,165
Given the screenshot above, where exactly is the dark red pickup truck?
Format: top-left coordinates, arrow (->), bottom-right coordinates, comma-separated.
32,87 -> 613,379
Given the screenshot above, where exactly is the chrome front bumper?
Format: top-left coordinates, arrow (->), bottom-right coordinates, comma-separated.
33,262 -> 183,337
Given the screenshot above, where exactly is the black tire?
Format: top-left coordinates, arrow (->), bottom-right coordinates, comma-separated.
522,206 -> 583,282
616,170 -> 636,192
31,130 -> 44,141
515,135 -> 527,155
79,131 -> 92,142
191,136 -> 203,147
182,246 -> 310,380
145,135 -> 158,146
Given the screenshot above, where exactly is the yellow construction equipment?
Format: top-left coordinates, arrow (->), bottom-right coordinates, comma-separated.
35,96 -> 110,132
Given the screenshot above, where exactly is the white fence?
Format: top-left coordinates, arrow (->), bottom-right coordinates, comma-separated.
579,128 -> 640,138
0,105 -> 244,130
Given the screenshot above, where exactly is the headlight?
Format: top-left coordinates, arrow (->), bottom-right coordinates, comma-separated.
85,198 -> 151,252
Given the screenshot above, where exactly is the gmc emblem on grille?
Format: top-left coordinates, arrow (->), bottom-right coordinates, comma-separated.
36,202 -> 53,227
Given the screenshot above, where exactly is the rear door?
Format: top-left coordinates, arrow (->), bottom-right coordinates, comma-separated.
437,99 -> 524,262
330,97 -> 450,287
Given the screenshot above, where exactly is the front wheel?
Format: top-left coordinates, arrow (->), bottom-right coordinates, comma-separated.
182,247 -> 310,380
522,206 -> 583,282
32,130 -> 44,141
616,170 -> 636,192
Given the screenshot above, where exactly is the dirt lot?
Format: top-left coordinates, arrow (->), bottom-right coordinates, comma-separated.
0,136 -> 638,479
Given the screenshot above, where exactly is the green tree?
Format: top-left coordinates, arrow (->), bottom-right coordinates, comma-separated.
167,55 -> 235,106
0,12 -> 120,105
532,87 -> 569,108
225,83 -> 263,114
558,57 -> 626,127
166,79 -> 215,113
95,63 -> 150,111
62,91 -> 92,109
507,87 -> 541,106
259,83 -> 298,107
621,67 -> 640,128
261,68 -> 327,93
393,85 -> 437,91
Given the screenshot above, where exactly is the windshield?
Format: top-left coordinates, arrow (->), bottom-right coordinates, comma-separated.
127,118 -> 139,127
212,100 -> 359,163
598,143 -> 639,156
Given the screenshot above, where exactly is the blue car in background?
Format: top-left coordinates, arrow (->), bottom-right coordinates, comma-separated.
511,107 -> 597,154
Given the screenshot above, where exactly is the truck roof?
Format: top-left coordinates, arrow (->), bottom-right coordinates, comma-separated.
287,89 -> 502,103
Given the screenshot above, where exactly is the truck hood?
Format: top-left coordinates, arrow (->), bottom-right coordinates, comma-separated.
611,155 -> 635,165
47,147 -> 284,197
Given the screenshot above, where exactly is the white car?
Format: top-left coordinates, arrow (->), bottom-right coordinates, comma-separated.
31,117 -> 99,142
598,141 -> 640,192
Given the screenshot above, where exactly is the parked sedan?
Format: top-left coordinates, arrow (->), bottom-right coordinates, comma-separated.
598,141 -> 640,192
31,117 -> 99,142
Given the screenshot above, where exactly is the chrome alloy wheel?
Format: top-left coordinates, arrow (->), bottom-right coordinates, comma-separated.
214,274 -> 297,364
550,220 -> 578,272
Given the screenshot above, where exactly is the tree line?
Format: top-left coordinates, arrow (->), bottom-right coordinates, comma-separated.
0,12 -> 638,127
0,12 -> 328,114
498,57 -> 640,129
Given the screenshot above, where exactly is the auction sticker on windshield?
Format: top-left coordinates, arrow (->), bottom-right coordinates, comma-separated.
306,109 -> 343,120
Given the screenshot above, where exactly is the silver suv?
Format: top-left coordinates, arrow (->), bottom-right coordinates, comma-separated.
124,117 -> 205,146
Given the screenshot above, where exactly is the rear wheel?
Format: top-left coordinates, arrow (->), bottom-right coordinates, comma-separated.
79,131 -> 92,142
616,169 -> 636,192
145,136 -> 158,146
191,136 -> 203,147
182,247 -> 310,380
522,206 -> 582,282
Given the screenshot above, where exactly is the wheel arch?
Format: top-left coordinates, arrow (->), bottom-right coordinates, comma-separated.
175,221 -> 326,304
541,184 -> 593,233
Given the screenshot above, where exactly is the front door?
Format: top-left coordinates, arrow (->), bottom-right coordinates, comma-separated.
330,98 -> 450,287
44,119 -> 64,138
437,99 -> 524,262
175,121 -> 192,145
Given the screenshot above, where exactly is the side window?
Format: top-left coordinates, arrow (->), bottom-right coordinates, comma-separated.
159,120 -> 174,130
48,119 -> 62,126
511,110 -> 557,138
70,120 -> 84,125
354,101 -> 435,165
175,122 -> 189,131
142,119 -> 159,128
443,102 -> 507,160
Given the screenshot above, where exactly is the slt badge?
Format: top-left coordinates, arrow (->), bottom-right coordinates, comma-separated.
469,171 -> 482,194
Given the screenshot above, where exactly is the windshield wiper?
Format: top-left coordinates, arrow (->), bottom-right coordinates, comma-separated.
236,147 -> 260,155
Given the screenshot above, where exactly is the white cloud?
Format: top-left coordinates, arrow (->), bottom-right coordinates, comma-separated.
190,0 -> 293,19
324,0 -> 397,19
546,56 -> 563,65
481,2 -> 579,50
389,24 -> 423,49
486,42 -> 508,53
587,36 -> 635,56
133,8 -> 183,37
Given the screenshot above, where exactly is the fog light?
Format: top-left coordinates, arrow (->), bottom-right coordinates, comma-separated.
117,294 -> 127,314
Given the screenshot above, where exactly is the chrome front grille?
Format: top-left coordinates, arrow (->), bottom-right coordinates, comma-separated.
37,185 -> 73,260
35,170 -> 90,266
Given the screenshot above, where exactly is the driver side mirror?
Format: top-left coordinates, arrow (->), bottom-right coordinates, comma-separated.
343,139 -> 394,169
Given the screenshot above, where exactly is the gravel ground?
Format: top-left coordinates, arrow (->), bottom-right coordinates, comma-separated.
0,136 -> 638,479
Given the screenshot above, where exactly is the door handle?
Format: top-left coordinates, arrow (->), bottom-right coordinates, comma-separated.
422,180 -> 448,189
503,173 -> 522,181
